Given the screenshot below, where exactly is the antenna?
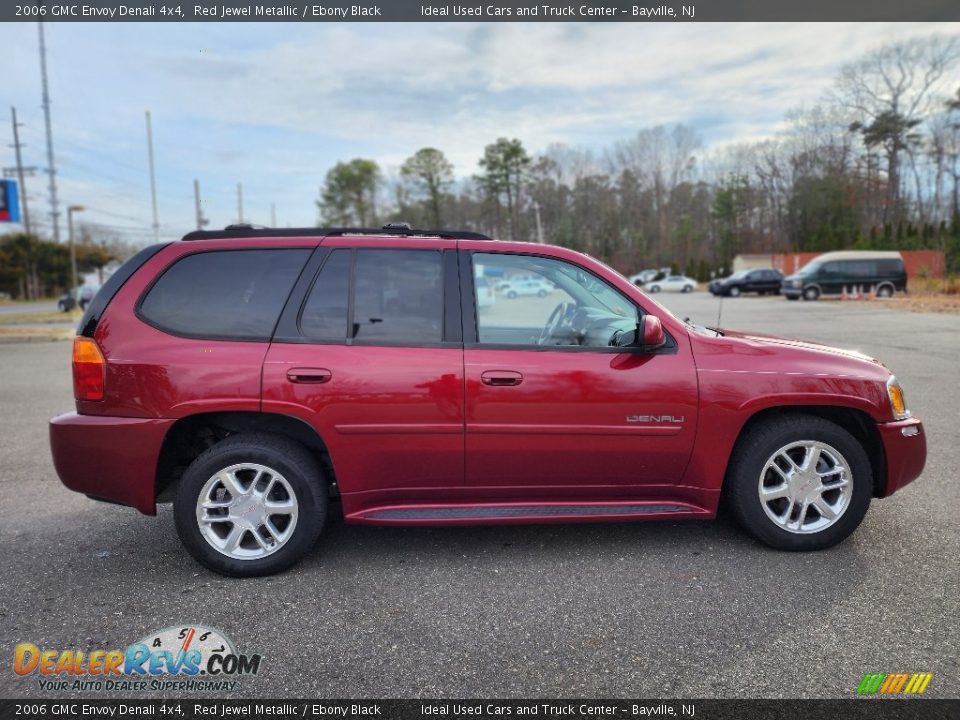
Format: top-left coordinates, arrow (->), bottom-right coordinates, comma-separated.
715,296 -> 724,330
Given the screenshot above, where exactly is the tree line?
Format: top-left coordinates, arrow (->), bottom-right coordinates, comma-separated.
318,36 -> 960,277
0,232 -> 121,301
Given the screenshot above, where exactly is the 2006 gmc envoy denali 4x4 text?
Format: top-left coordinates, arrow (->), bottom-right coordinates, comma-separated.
49,224 -> 926,576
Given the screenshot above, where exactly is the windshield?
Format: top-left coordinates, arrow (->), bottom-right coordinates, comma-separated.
795,261 -> 821,276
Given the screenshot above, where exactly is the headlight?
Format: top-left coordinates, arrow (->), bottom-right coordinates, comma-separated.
887,376 -> 910,420
792,279 -> 802,288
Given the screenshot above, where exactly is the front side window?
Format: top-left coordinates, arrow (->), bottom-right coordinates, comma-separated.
473,252 -> 636,348
139,249 -> 310,341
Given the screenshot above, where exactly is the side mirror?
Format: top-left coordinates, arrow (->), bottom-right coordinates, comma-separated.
639,314 -> 666,351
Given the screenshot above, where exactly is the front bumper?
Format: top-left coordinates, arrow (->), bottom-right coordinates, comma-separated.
876,417 -> 926,497
49,412 -> 175,515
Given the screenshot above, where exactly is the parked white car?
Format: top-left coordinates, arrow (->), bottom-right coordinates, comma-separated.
500,278 -> 553,299
646,275 -> 697,293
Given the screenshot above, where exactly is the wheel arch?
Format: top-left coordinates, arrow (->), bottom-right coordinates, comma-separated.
155,411 -> 338,503
723,405 -> 886,498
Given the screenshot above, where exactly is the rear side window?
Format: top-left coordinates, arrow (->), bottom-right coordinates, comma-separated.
352,249 -> 443,343
139,249 -> 310,341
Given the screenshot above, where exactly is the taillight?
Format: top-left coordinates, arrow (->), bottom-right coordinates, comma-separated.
72,336 -> 106,402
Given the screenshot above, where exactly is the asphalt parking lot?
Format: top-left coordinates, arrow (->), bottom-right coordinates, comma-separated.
0,292 -> 957,699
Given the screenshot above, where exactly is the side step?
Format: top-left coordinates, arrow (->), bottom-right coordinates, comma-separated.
348,501 -> 708,525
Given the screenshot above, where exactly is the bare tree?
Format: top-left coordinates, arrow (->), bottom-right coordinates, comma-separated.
609,124 -> 702,262
833,36 -> 960,223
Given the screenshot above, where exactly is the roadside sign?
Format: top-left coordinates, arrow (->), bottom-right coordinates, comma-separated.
0,179 -> 21,223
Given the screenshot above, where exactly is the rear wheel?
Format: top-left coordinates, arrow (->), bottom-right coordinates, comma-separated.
726,415 -> 872,551
174,433 -> 327,577
649,285 -> 661,293
683,285 -> 693,293
876,283 -> 894,298
507,290 -> 517,299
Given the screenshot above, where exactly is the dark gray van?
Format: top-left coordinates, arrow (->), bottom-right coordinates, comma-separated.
781,251 -> 907,300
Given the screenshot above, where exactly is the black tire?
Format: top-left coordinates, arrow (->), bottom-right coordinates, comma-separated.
725,414 -> 872,551
683,285 -> 693,293
876,283 -> 894,298
802,286 -> 820,301
507,291 -> 517,299
537,289 -> 547,298
174,433 -> 328,577
649,285 -> 660,293
729,286 -> 741,298
786,295 -> 799,301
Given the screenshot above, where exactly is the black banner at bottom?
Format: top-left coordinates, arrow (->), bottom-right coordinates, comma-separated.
1,699 -> 958,720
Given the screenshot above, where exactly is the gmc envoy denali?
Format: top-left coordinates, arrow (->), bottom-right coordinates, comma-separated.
50,225 -> 926,576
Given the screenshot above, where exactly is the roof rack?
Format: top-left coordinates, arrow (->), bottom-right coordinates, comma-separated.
181,223 -> 492,242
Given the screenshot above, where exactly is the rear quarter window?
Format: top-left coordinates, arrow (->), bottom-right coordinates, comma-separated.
138,248 -> 311,341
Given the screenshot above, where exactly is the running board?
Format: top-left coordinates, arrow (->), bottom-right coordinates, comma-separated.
348,502 -> 707,525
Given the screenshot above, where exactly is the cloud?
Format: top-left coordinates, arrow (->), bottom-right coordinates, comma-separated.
2,21 -> 957,235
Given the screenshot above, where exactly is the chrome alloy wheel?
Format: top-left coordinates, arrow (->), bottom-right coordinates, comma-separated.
195,463 -> 299,560
757,441 -> 853,534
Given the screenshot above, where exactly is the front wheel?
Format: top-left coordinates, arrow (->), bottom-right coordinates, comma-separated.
803,286 -> 820,301
725,415 -> 872,551
729,286 -> 741,298
648,285 -> 661,293
174,433 -> 328,577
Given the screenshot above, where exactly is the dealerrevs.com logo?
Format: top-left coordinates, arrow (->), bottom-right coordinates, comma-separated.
13,625 -> 262,692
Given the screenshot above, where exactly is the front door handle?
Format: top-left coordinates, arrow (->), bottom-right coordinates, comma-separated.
481,370 -> 523,387
286,367 -> 332,384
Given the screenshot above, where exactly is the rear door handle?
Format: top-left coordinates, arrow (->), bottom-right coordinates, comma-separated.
286,367 -> 332,384
481,370 -> 523,387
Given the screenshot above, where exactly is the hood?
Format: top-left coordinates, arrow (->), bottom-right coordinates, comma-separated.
717,328 -> 883,366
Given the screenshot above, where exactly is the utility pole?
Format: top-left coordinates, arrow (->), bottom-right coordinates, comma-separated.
237,183 -> 244,223
145,111 -> 160,242
193,179 -> 208,230
38,23 -> 60,242
67,205 -> 84,293
9,107 -> 32,234
270,202 -> 276,227
533,200 -> 544,244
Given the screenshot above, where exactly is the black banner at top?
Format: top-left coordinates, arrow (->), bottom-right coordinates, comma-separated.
3,0 -> 960,22
0,700 -> 959,720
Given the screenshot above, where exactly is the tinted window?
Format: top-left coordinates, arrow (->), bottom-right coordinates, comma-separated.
300,250 -> 350,341
352,249 -> 443,344
877,258 -> 904,275
820,262 -> 841,276
139,249 -> 310,340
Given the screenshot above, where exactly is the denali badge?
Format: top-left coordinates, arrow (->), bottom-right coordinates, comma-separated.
626,415 -> 685,423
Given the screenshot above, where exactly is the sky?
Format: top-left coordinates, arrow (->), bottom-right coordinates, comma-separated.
1,21 -> 957,243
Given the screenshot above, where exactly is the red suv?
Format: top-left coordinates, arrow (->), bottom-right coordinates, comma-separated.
50,225 -> 926,576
